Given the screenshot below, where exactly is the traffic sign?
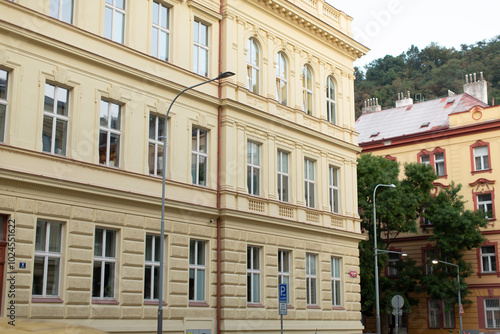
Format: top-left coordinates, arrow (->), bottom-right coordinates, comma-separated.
459,304 -> 464,315
279,302 -> 287,315
279,284 -> 287,303
391,295 -> 404,309
392,309 -> 403,316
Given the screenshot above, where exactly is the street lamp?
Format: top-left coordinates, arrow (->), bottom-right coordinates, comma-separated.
432,259 -> 463,334
157,71 -> 235,334
373,183 -> 396,334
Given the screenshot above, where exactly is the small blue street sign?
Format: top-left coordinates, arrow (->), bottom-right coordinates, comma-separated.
279,284 -> 287,303
19,262 -> 26,269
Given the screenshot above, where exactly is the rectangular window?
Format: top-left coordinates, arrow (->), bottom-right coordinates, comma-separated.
50,0 -> 73,24
443,302 -> 455,328
481,246 -> 497,273
329,166 -> 339,213
429,299 -> 440,328
434,152 -> 445,176
277,150 -> 289,202
278,250 -> 290,303
152,1 -> 170,61
191,127 -> 208,186
144,235 -> 161,300
193,20 -> 208,77
474,146 -> 489,171
485,298 -> 500,328
99,100 -> 121,167
149,114 -> 165,176
247,141 -> 260,196
425,249 -> 434,274
93,228 -> 117,298
189,240 -> 206,301
247,246 -> 260,303
331,257 -> 341,306
420,154 -> 430,165
0,69 -> 8,143
104,0 -> 126,44
306,253 -> 317,305
388,253 -> 400,277
33,220 -> 62,297
43,83 -> 69,155
477,194 -> 493,219
304,159 -> 315,208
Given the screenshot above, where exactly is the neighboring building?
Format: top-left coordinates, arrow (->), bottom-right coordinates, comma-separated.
0,0 -> 368,333
356,75 -> 500,333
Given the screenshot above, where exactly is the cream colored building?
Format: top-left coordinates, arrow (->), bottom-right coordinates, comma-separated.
0,0 -> 367,333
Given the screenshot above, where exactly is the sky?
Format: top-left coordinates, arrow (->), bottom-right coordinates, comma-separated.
329,0 -> 500,69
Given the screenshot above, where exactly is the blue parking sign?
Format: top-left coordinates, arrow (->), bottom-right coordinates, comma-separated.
279,284 -> 287,303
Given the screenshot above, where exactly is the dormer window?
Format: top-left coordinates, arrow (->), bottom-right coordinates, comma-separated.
370,132 -> 380,138
420,122 -> 430,128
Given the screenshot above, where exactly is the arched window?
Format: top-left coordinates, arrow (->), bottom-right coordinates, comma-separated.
326,76 -> 336,124
247,38 -> 260,94
302,65 -> 313,115
276,52 -> 287,105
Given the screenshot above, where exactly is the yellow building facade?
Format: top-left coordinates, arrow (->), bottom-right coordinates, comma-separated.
356,83 -> 500,333
0,0 -> 368,333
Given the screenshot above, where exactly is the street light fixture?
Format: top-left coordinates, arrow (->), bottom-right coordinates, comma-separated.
373,183 -> 396,334
432,259 -> 463,334
157,71 -> 235,334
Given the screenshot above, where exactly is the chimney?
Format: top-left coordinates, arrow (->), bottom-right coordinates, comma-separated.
464,72 -> 488,104
395,91 -> 413,108
362,98 -> 382,114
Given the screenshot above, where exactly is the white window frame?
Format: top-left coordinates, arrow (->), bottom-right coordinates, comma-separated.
99,100 -> 122,167
326,76 -> 336,124
277,150 -> 289,202
425,249 -> 434,274
43,83 -> 70,155
302,65 -> 313,115
477,193 -> 493,219
193,20 -> 209,77
93,228 -> 117,299
247,246 -> 261,304
276,52 -> 287,105
434,152 -> 445,176
247,141 -> 260,196
304,158 -> 315,208
104,0 -> 126,44
191,127 -> 208,186
443,301 -> 455,329
189,239 -> 206,301
50,0 -> 74,24
152,1 -> 170,61
144,234 -> 161,300
331,256 -> 341,306
428,299 -> 440,328
0,68 -> 9,143
33,220 -> 63,297
329,166 -> 339,213
485,298 -> 500,328
306,253 -> 317,305
420,154 -> 430,165
148,114 -> 166,176
388,253 -> 399,277
481,246 -> 497,273
474,146 -> 489,171
278,249 -> 290,303
247,38 -> 260,94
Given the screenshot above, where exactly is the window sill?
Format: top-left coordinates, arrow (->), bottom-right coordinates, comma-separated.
472,168 -> 492,175
437,174 -> 447,179
189,301 -> 209,307
31,297 -> 63,303
144,300 -> 167,306
92,299 -> 119,305
478,271 -> 500,278
332,306 -> 345,310
247,303 -> 264,308
307,305 -> 320,309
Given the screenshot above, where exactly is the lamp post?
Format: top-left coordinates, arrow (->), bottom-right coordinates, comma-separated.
157,71 -> 235,334
432,259 -> 463,334
373,183 -> 396,334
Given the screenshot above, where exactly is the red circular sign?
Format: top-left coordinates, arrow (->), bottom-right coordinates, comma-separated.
349,270 -> 358,278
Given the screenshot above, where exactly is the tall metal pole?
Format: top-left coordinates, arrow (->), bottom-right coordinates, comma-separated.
157,72 -> 234,334
373,183 -> 396,334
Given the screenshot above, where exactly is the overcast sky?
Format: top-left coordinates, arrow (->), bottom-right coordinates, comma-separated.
330,0 -> 500,69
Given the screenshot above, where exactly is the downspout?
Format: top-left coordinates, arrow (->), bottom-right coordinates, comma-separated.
216,0 -> 224,332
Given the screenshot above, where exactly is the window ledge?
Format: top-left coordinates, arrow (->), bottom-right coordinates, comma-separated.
247,303 -> 264,308
31,297 -> 63,303
472,168 -> 492,175
332,306 -> 345,310
478,271 -> 500,278
437,174 -> 448,179
307,305 -> 320,309
92,299 -> 119,305
189,301 -> 209,307
144,300 -> 167,306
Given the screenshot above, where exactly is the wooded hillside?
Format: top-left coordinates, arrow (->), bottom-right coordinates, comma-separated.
354,36 -> 500,118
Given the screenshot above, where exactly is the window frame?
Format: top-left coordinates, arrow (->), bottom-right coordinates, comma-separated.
151,1 -> 170,61
278,249 -> 291,304
329,165 -> 339,213
326,76 -> 336,124
302,64 -> 313,115
0,68 -> 9,143
476,241 -> 499,277
43,82 -> 70,156
304,158 -> 315,208
99,100 -> 122,168
246,38 -> 260,94
104,0 -> 126,44
470,140 -> 491,174
428,299 -> 455,329
277,150 -> 289,202
148,114 -> 166,177
50,0 -> 74,24
474,191 -> 495,220
484,298 -> 500,329
193,19 -> 209,77
189,239 -> 206,302
331,256 -> 342,307
247,245 -> 261,304
417,148 -> 447,178
144,234 -> 161,301
247,141 -> 261,196
92,228 -> 117,300
306,253 -> 317,306
191,126 -> 208,186
33,220 -> 63,298
276,52 -> 287,105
